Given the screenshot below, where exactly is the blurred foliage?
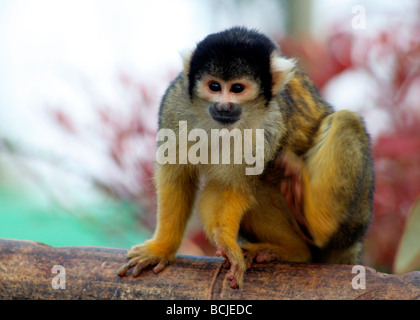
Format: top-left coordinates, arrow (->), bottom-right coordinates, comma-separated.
393,197 -> 420,273
53,72 -> 159,226
47,74 -> 160,245
0,72 -> 157,248
278,16 -> 420,272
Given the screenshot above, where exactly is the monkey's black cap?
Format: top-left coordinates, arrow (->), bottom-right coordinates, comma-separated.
188,26 -> 277,102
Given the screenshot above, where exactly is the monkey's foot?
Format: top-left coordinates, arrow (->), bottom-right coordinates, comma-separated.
216,247 -> 246,289
241,243 -> 280,269
117,241 -> 175,277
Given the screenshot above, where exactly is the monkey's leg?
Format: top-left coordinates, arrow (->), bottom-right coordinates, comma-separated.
199,183 -> 254,289
278,110 -> 373,261
118,164 -> 196,277
240,188 -> 311,269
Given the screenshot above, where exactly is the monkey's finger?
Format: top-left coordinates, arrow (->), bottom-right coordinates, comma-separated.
284,184 -> 296,212
284,162 -> 301,178
227,263 -> 238,280
279,152 -> 303,179
294,176 -> 305,216
229,278 -> 239,289
227,271 -> 233,281
216,249 -> 231,268
153,259 -> 168,273
230,269 -> 244,289
117,264 -> 130,277
132,260 -> 148,278
274,152 -> 286,169
118,258 -> 140,277
280,180 -> 288,195
229,279 -> 239,289
255,250 -> 279,263
294,175 -> 302,203
255,253 -> 267,263
244,251 -> 255,269
132,263 -> 143,278
227,270 -> 240,289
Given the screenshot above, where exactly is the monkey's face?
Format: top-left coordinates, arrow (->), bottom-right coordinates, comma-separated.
196,74 -> 261,126
183,27 -> 297,129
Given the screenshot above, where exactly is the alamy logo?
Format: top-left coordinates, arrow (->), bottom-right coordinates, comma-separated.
156,121 -> 265,175
51,265 -> 66,289
352,5 -> 366,30
351,265 -> 366,289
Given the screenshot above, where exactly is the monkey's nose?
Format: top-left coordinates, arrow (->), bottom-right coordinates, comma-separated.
209,102 -> 242,125
215,102 -> 234,112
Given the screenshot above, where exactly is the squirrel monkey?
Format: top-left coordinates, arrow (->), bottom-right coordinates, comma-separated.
118,27 -> 374,289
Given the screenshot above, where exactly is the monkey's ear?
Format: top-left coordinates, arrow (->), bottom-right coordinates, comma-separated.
270,52 -> 296,96
179,48 -> 194,74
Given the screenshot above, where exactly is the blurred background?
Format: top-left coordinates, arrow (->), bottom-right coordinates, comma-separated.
0,0 -> 419,273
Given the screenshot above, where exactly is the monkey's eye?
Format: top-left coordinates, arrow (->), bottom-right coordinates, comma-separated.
209,82 -> 222,92
230,84 -> 245,93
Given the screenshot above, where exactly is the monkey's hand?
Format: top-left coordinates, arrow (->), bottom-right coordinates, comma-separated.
215,245 -> 246,289
276,152 -> 313,241
117,240 -> 175,277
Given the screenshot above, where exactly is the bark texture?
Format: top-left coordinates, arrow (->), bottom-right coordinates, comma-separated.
0,238 -> 419,300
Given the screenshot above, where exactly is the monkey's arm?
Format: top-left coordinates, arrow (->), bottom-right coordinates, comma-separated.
118,164 -> 197,276
199,182 -> 255,289
278,110 -> 373,263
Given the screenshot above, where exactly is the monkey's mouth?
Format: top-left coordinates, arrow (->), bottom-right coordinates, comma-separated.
209,106 -> 242,125
211,113 -> 241,125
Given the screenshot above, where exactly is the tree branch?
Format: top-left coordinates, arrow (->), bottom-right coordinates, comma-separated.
0,238 -> 418,300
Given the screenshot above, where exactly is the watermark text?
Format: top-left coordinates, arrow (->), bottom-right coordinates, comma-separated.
156,121 -> 265,175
